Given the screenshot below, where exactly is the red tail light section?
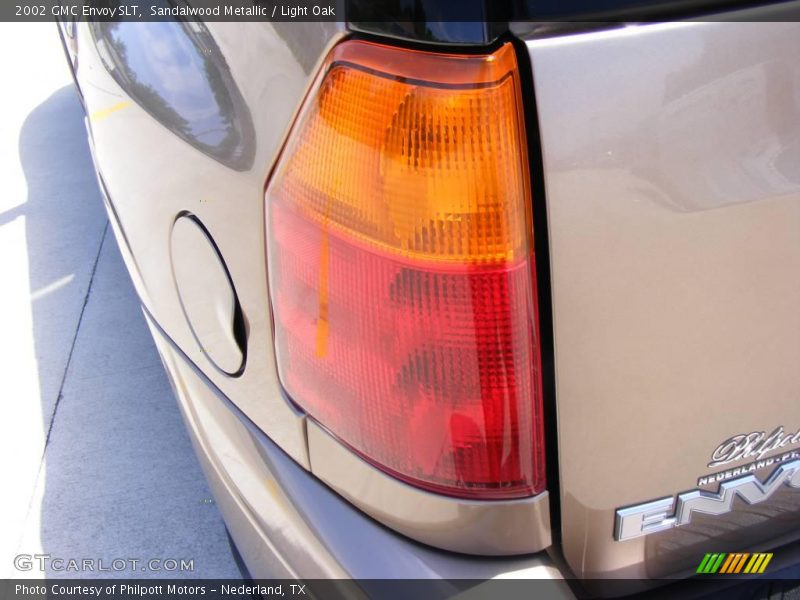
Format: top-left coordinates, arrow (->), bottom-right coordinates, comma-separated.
265,40 -> 545,499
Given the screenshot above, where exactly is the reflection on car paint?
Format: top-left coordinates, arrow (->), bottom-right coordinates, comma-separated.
91,16 -> 255,170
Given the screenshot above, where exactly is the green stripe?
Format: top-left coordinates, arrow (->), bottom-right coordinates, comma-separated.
696,554 -> 714,574
700,553 -> 721,574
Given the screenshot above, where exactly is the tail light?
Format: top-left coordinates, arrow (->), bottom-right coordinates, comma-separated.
265,40 -> 545,499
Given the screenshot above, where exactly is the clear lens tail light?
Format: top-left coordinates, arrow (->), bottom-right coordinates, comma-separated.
265,40 -> 545,499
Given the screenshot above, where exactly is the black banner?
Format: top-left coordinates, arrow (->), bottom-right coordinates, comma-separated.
3,578 -> 800,600
8,1 -> 342,22
3,0 -> 800,22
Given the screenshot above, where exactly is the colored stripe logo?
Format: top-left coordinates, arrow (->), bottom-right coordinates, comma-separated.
696,552 -> 773,574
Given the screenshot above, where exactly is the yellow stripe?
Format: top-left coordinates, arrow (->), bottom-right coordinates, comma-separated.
744,554 -> 761,574
719,554 -> 736,574
758,553 -> 773,574
89,100 -> 131,122
734,553 -> 749,574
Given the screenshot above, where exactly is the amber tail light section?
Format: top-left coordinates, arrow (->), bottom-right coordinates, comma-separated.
265,40 -> 545,499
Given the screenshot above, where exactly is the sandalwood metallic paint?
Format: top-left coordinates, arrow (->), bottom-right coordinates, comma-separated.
73,21 -> 344,473
526,20 -> 800,580
170,214 -> 245,375
90,19 -> 256,170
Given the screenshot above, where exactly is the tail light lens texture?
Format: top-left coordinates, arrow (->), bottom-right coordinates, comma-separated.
266,41 -> 545,499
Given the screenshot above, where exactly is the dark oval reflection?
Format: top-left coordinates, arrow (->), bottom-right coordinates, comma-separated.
91,17 -> 255,171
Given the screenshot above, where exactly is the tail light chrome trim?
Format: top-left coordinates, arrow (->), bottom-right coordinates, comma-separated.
308,420 -> 552,555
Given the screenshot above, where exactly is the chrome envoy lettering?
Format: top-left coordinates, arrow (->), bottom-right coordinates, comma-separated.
615,459 -> 800,541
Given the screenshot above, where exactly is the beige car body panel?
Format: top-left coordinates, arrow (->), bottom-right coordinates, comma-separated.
526,21 -> 800,579
76,21 -> 345,471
